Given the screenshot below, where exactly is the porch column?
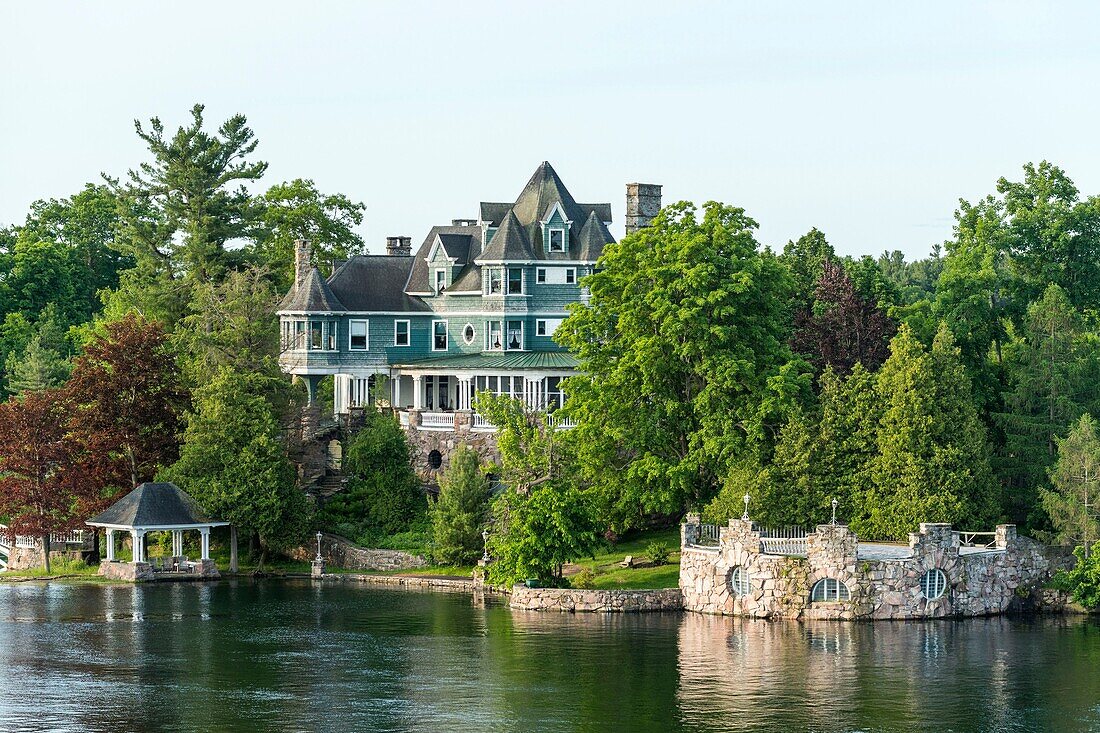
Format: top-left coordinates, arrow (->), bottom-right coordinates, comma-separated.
458,377 -> 472,410
106,529 -> 116,562
412,375 -> 424,409
200,528 -> 211,561
524,377 -> 543,411
393,373 -> 402,407
131,530 -> 144,564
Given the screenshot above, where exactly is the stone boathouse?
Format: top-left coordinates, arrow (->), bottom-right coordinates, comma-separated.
680,515 -> 1063,620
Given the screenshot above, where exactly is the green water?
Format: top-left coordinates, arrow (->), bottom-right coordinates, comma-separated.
0,579 -> 1097,732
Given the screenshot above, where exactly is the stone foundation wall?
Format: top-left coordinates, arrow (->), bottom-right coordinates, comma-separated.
289,533 -> 427,571
6,546 -> 84,572
680,519 -> 1070,620
98,559 -> 220,582
402,412 -> 500,482
509,585 -> 683,613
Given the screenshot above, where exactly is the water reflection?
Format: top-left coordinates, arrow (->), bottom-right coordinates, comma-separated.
0,581 -> 1097,733
675,613 -> 1100,733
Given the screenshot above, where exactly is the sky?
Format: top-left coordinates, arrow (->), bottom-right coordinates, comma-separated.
3,1 -> 1100,260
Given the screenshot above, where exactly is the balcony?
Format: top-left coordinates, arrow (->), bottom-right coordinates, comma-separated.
398,409 -> 575,434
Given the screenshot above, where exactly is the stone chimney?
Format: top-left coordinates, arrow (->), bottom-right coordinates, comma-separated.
293,239 -> 312,293
386,236 -> 413,257
625,182 -> 662,235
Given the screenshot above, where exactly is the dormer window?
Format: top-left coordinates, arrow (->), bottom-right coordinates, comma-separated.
548,228 -> 566,253
434,269 -> 447,294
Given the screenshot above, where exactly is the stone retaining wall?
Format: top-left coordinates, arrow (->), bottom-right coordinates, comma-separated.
509,585 -> 683,613
681,518 -> 1072,620
289,533 -> 427,572
402,414 -> 501,482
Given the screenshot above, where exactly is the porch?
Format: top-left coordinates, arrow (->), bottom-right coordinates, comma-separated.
334,351 -> 580,432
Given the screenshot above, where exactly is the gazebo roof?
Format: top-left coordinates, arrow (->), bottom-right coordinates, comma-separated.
87,482 -> 225,529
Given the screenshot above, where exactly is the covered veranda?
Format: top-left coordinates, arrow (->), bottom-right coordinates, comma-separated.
87,482 -> 232,582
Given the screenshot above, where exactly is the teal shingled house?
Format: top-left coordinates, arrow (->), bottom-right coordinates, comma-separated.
277,163 -> 661,448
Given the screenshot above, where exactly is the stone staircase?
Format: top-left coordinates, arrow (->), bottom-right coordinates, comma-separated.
314,471 -> 348,500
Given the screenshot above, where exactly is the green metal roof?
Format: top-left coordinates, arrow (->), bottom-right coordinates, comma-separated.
392,351 -> 578,370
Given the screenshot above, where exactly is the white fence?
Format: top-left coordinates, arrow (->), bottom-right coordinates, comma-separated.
955,531 -> 998,549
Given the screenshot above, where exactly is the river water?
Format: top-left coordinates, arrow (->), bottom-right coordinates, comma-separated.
0,579 -> 1097,733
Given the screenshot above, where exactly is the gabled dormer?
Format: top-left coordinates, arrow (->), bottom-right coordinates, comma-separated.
541,201 -> 572,255
425,233 -> 473,294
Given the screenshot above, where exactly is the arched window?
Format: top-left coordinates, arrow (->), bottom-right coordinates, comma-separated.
810,578 -> 850,603
728,566 -> 750,596
920,569 -> 948,600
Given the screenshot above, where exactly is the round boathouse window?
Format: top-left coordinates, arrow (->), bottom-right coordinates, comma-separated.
428,450 -> 443,469
728,566 -> 750,596
810,578 -> 850,603
919,569 -> 948,599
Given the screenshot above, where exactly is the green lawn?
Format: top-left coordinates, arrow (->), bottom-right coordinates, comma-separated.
0,557 -> 115,582
568,527 -> 682,590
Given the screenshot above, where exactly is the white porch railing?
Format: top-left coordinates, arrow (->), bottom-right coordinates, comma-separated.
546,414 -> 576,429
472,413 -> 497,431
420,412 -> 456,429
760,537 -> 808,556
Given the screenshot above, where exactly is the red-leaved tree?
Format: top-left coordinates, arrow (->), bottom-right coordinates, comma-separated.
791,259 -> 897,377
66,314 -> 188,490
0,390 -> 106,572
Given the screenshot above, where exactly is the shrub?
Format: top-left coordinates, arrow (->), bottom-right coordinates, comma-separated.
647,541 -> 671,566
1052,542 -> 1100,609
318,409 -> 425,538
431,444 -> 490,565
571,567 -> 599,589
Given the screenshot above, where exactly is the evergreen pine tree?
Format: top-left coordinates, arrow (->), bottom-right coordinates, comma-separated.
1042,413 -> 1100,555
859,325 -> 964,539
431,444 -> 490,565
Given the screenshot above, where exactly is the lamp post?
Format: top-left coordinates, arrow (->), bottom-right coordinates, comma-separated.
482,530 -> 490,563
742,493 -> 751,521
311,532 -> 326,578
831,498 -> 838,526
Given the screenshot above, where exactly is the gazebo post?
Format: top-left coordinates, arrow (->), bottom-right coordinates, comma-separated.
106,529 -> 115,562
230,526 -> 239,573
200,528 -> 211,561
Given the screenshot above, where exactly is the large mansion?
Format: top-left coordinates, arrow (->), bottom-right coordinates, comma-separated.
277,162 -> 660,441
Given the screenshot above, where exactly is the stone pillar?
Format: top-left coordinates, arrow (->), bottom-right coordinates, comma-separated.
724,518 -> 761,554
200,528 -> 211,561
995,524 -> 1017,550
807,524 -> 857,571
682,513 -> 701,548
412,376 -> 424,410
105,529 -> 115,562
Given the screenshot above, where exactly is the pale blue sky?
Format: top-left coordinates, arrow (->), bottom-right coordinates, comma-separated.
3,2 -> 1099,259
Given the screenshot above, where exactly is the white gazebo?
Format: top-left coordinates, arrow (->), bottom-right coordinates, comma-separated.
87,482 -> 231,581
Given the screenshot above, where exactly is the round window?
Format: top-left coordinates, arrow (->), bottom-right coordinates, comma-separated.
728,566 -> 750,596
462,324 -> 476,344
919,569 -> 948,600
427,450 -> 443,469
810,578 -> 850,603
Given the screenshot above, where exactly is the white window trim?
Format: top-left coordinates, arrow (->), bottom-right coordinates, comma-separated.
565,267 -> 576,284
393,319 -> 410,347
434,268 -> 447,294
462,322 -> 477,345
507,267 -> 524,295
505,319 -> 524,351
536,267 -> 547,283
485,320 -> 504,351
548,227 -> 567,252
536,319 -> 547,337
348,319 -> 369,351
432,320 -> 448,352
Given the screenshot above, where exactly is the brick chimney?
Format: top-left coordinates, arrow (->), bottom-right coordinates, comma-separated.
386,236 -> 413,257
293,239 -> 312,293
625,183 -> 662,235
